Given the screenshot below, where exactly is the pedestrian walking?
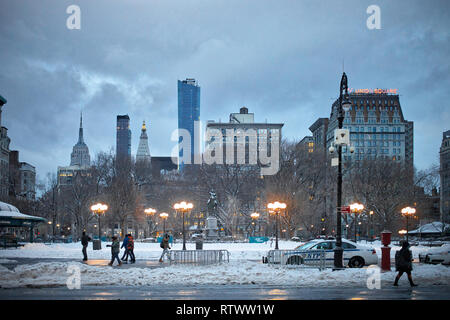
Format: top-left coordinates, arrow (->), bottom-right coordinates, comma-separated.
127,234 -> 135,263
81,231 -> 91,261
121,234 -> 130,262
394,240 -> 417,287
107,236 -> 122,266
159,233 -> 171,263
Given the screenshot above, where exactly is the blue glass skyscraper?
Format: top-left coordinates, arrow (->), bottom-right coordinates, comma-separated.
116,114 -> 131,161
178,78 -> 200,169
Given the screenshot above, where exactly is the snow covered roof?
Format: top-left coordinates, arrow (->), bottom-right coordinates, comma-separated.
408,221 -> 449,234
0,201 -> 20,212
0,201 -> 46,222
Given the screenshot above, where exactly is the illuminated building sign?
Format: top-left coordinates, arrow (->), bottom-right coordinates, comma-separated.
348,88 -> 398,94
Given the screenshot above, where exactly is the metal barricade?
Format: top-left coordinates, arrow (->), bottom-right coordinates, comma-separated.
266,250 -> 294,265
266,249 -> 326,270
169,250 -> 230,265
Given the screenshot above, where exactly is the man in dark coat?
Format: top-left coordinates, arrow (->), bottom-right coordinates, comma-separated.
81,232 -> 91,261
394,241 -> 417,287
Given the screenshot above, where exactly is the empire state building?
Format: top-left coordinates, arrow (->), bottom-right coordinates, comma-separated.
70,112 -> 91,167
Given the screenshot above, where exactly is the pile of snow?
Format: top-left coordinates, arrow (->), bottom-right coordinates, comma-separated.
2,240 -> 444,261
0,260 -> 448,289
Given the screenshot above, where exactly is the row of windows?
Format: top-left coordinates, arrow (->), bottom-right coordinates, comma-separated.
354,141 -> 394,147
350,133 -> 403,140
346,126 -> 403,133
344,117 -> 401,125
344,147 -> 402,155
346,155 -> 402,161
350,100 -> 398,107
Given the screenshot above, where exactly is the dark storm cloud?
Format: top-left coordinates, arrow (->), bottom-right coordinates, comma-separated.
0,0 -> 449,183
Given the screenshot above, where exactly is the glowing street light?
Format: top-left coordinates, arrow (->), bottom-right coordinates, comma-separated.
159,212 -> 169,234
90,203 -> 108,244
267,201 -> 287,250
250,212 -> 260,237
250,212 -> 260,220
174,201 -> 193,250
145,208 -> 157,237
350,202 -> 364,242
145,208 -> 157,215
401,207 -> 416,242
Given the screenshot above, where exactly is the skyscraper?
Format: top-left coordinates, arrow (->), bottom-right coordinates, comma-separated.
136,121 -> 151,163
70,112 -> 91,167
116,115 -> 131,160
58,113 -> 91,186
440,130 -> 450,224
0,94 -> 9,198
178,78 -> 200,169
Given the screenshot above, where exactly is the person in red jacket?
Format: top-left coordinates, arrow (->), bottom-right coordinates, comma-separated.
127,234 -> 135,264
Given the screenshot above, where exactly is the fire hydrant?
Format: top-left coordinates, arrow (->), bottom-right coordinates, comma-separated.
380,230 -> 392,271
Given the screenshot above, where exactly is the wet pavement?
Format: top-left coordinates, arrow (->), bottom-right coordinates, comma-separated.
0,284 -> 448,300
0,257 -> 170,270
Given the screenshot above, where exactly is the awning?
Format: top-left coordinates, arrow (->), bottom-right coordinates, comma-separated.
408,221 -> 449,235
0,201 -> 46,227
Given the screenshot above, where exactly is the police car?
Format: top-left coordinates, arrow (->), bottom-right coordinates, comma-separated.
282,238 -> 378,268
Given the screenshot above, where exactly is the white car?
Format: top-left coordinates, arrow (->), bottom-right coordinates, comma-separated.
283,238 -> 378,268
419,244 -> 450,265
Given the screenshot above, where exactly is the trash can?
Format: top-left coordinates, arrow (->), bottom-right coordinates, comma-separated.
196,239 -> 203,250
93,239 -> 102,250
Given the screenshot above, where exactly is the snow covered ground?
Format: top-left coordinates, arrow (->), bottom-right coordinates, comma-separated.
0,240 -> 448,289
0,239 -> 443,260
0,259 -> 448,289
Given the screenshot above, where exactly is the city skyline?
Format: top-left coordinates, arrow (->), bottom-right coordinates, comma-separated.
0,0 -> 449,182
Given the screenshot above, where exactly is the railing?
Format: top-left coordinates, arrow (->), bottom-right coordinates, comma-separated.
266,249 -> 327,271
169,250 -> 230,265
265,250 -> 294,264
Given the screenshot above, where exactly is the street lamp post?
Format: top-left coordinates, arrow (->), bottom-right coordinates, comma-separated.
334,72 -> 352,270
174,201 -> 193,250
369,211 -> 374,241
160,212 -> 169,234
145,208 -> 157,238
267,202 -> 287,250
250,212 -> 260,237
401,207 -> 416,242
350,203 -> 364,242
90,203 -> 108,239
398,229 -> 407,240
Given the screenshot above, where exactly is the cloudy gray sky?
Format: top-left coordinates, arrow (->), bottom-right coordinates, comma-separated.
1,0 -> 449,184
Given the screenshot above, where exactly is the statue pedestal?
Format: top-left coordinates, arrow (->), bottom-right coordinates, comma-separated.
205,216 -> 219,240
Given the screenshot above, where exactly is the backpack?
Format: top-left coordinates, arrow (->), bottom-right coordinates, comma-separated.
127,236 -> 134,249
160,240 -> 164,248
